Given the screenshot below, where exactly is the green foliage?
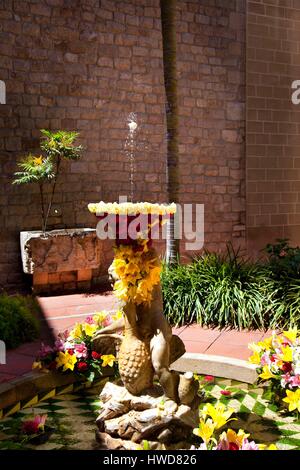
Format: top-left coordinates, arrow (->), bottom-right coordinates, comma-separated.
161,241 -> 300,330
13,154 -> 54,185
12,129 -> 83,232
40,129 -> 82,161
264,239 -> 300,328
0,294 -> 40,349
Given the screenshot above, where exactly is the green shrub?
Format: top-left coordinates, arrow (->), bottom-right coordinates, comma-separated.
0,294 -> 40,349
264,239 -> 300,328
161,242 -> 300,330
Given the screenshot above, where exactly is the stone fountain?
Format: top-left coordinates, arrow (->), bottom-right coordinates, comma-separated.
88,202 -> 200,450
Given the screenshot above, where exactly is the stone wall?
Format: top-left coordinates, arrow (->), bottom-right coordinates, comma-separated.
0,0 -> 167,290
0,0 -> 255,291
246,0 -> 300,254
176,0 -> 246,255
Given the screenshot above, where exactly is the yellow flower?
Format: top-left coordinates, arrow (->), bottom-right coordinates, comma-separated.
248,342 -> 262,353
279,345 -> 293,362
112,258 -> 127,277
220,429 -> 249,448
282,389 -> 300,413
83,323 -> 97,337
111,310 -> 123,322
193,419 -> 215,443
249,351 -> 261,365
33,156 -> 43,166
201,403 -> 236,429
32,361 -> 42,370
101,354 -> 116,367
55,351 -> 77,372
93,311 -> 108,324
257,336 -> 273,351
267,444 -> 278,450
282,328 -> 298,344
69,323 -> 82,340
259,365 -> 277,380
114,279 -> 129,302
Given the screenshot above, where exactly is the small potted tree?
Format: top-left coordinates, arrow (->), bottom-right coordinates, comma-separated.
13,130 -> 101,293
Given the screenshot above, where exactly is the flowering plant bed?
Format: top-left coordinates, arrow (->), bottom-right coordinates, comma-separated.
33,310 -> 120,383
249,328 -> 300,413
192,402 -> 277,451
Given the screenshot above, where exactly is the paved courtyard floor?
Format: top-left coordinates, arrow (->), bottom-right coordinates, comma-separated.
0,377 -> 299,450
0,291 -> 272,384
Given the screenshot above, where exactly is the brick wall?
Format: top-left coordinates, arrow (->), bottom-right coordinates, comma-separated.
247,0 -> 300,254
176,0 -> 246,254
0,0 -> 167,290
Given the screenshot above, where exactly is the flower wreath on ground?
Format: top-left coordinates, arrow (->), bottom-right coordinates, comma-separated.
33,310 -> 120,382
249,328 -> 300,413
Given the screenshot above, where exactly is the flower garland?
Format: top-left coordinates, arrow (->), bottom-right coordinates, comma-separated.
249,328 -> 300,413
111,239 -> 161,305
88,201 -> 176,216
33,310 -> 120,382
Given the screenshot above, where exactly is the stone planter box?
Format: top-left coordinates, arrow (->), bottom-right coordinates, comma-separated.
20,228 -> 102,293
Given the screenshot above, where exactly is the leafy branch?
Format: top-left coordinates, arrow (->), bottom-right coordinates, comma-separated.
13,130 -> 83,233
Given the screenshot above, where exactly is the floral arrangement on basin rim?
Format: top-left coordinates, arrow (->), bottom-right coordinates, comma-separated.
192,402 -> 277,451
249,328 -> 300,413
87,201 -> 176,216
33,310 -> 119,382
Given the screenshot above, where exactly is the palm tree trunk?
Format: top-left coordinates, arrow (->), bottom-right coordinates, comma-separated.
160,0 -> 180,263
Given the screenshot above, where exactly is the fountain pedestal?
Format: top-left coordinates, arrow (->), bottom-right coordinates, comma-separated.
96,381 -> 200,450
88,202 -> 201,450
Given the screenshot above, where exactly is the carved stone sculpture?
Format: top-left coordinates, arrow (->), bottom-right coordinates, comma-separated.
88,202 -> 200,447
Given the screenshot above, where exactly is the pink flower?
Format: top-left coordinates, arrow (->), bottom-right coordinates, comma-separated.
54,339 -> 65,352
289,375 -> 300,388
58,330 -> 69,341
38,343 -> 53,358
281,372 -> 291,387
241,439 -> 259,450
220,390 -> 231,396
203,375 -> 214,382
22,414 -> 47,435
261,353 -> 271,366
217,439 -> 239,451
102,315 -> 113,327
85,316 -> 95,324
74,342 -> 88,359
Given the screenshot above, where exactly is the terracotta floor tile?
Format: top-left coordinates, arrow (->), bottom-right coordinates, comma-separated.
184,340 -> 213,354
11,341 -> 41,357
0,353 -> 35,376
205,343 -> 251,361
218,329 -> 264,346
172,326 -> 187,336
180,324 -> 222,342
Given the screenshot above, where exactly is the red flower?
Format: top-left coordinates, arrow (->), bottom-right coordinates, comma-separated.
67,349 -> 74,355
203,375 -> 214,382
77,361 -> 88,372
281,362 -> 292,373
228,442 -> 240,451
220,390 -> 231,396
91,351 -> 102,360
